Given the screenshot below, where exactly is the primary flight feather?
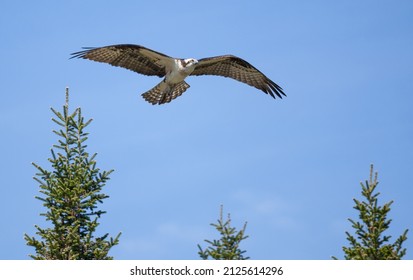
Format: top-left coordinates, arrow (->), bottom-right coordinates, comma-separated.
71,44 -> 285,105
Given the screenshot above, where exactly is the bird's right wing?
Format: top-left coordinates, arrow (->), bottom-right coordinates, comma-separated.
70,44 -> 174,77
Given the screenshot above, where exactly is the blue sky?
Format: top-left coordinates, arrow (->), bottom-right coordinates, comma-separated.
1,0 -> 412,259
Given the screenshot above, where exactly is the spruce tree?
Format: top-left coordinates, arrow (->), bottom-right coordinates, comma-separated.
335,164 -> 408,260
24,88 -> 121,259
198,206 -> 249,260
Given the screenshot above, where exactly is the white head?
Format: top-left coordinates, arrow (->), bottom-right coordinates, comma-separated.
181,58 -> 198,68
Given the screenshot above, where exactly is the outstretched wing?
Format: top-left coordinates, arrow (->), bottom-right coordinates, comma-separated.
70,44 -> 174,77
191,55 -> 285,98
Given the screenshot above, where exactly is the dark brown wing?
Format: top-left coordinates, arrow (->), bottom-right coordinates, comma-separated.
191,55 -> 285,98
70,44 -> 174,77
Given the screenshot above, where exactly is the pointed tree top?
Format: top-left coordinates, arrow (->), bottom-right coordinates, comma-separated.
65,87 -> 69,110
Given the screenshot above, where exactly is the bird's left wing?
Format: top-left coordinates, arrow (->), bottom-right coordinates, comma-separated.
190,55 -> 285,98
70,44 -> 173,77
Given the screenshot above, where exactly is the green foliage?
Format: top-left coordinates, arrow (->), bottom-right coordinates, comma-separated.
24,89 -> 120,259
198,206 -> 249,260
335,164 -> 408,260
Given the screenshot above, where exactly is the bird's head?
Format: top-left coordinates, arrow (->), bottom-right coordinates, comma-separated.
180,58 -> 198,74
184,58 -> 198,67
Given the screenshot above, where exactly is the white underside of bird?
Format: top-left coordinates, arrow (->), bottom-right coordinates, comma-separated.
142,58 -> 198,104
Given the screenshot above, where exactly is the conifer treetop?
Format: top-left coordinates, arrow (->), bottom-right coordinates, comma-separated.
24,88 -> 120,260
335,164 -> 408,260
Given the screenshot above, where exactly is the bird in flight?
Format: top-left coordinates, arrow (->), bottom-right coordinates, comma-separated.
71,44 -> 285,105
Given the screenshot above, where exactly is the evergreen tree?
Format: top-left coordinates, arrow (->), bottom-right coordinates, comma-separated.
24,88 -> 121,259
198,206 -> 249,260
334,164 -> 408,260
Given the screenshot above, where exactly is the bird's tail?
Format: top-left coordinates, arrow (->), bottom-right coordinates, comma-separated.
141,81 -> 190,105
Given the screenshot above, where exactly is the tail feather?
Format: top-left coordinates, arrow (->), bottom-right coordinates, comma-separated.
142,81 -> 190,105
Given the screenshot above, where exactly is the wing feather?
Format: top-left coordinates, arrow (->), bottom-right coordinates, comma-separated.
191,55 -> 285,98
70,44 -> 173,77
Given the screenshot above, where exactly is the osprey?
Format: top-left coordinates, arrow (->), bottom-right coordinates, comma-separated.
71,44 -> 285,105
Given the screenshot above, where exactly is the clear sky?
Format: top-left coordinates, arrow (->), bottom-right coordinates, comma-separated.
1,0 -> 412,259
